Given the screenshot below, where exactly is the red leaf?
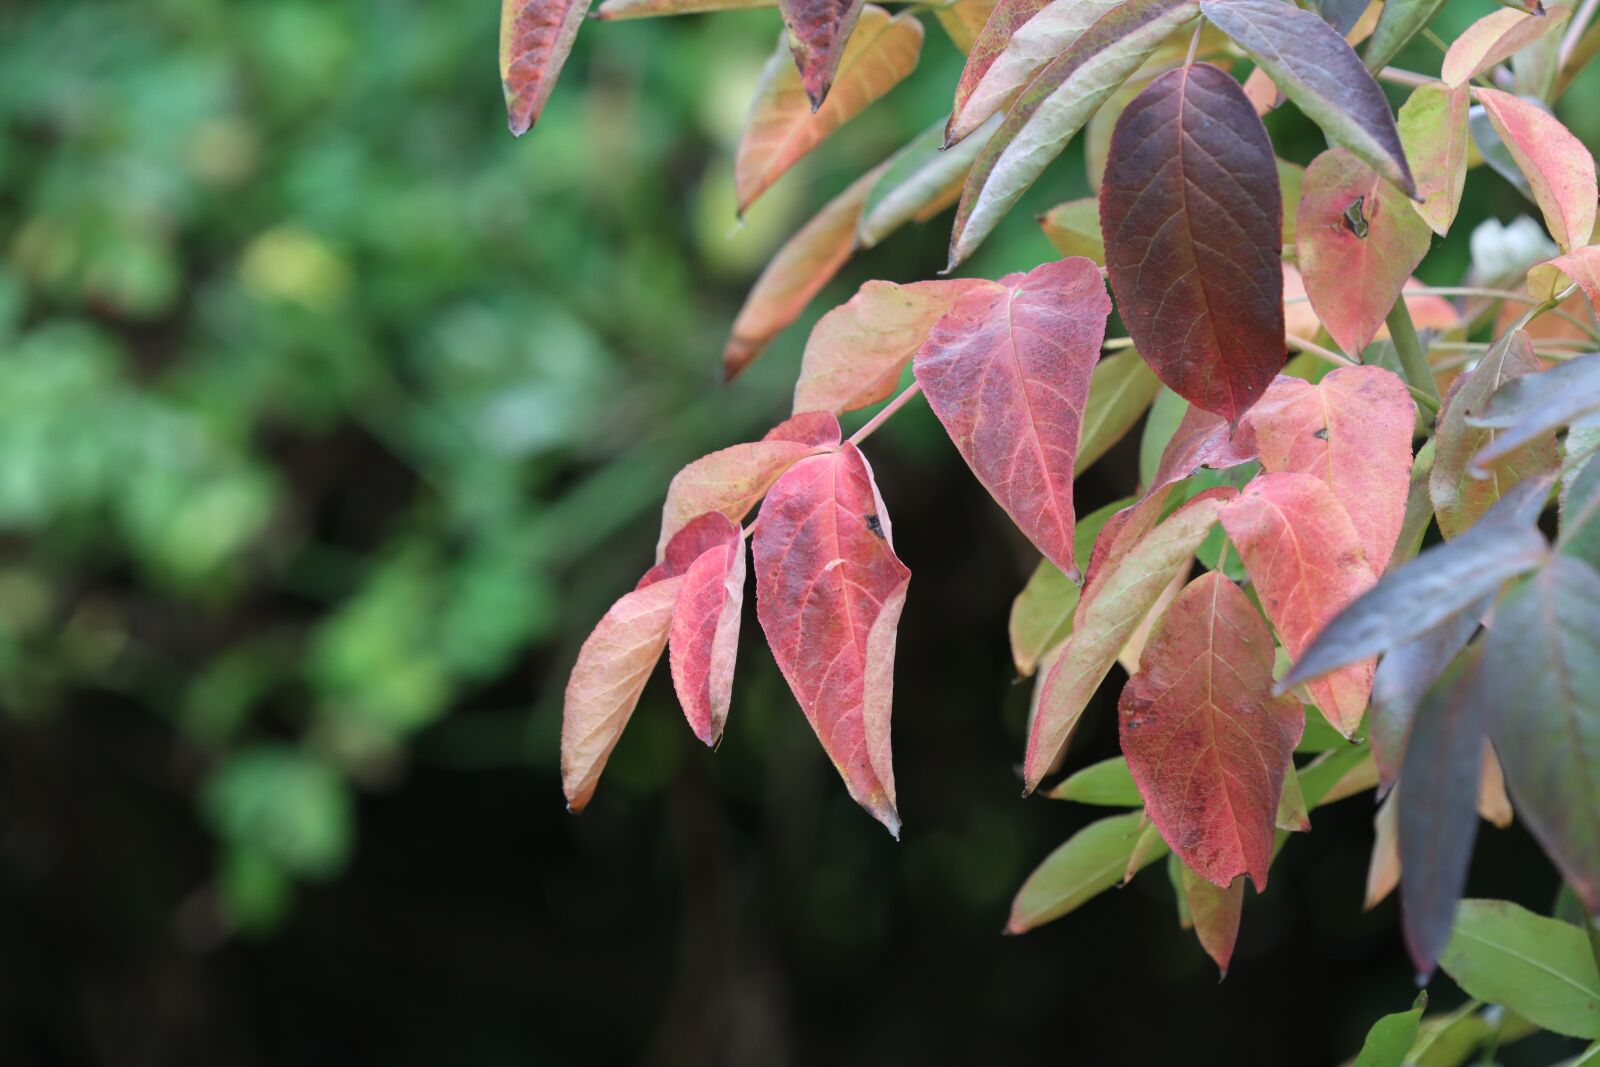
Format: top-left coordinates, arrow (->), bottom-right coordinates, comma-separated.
1101,63 -> 1285,422
753,443 -> 912,833
796,278 -> 993,415
1296,147 -> 1433,356
1477,89 -> 1598,253
1243,366 -> 1416,569
657,411 -> 841,558
499,0 -> 590,136
1023,487 -> 1236,791
666,514 -> 747,747
1221,471 -> 1377,735
1121,572 -> 1304,889
915,258 -> 1112,578
779,0 -> 868,109
562,577 -> 682,812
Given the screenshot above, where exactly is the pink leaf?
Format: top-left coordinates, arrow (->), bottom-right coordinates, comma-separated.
665,514 -> 747,747
1243,366 -> 1416,569
1121,572 -> 1304,889
1221,471 -> 1377,735
499,0 -> 590,136
1477,89 -> 1598,253
753,443 -> 911,834
915,258 -> 1112,578
657,412 -> 840,558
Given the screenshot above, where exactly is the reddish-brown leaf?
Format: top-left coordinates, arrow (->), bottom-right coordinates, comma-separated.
915,258 -> 1112,578
753,443 -> 911,834
562,577 -> 682,812
724,162 -> 888,380
666,514 -> 747,747
1477,89 -> 1598,254
795,278 -> 993,415
1296,147 -> 1434,356
1023,487 -> 1236,791
1221,472 -> 1377,735
1101,62 -> 1284,423
779,0 -> 868,109
657,412 -> 841,557
1243,367 -> 1416,569
1121,572 -> 1304,889
499,0 -> 590,136
735,7 -> 923,214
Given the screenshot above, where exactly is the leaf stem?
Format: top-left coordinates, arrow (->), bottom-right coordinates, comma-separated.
1185,18 -> 1204,66
846,379 -> 923,447
1285,334 -> 1442,414
1377,66 -> 1433,88
1561,0 -> 1600,69
1510,281 -> 1583,334
1386,296 -> 1441,406
1283,287 -> 1600,341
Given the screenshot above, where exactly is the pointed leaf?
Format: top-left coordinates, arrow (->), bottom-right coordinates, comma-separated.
1366,786 -> 1401,910
1278,474 -> 1552,690
1201,0 -> 1415,196
1443,7 -> 1568,88
857,118 -> 996,249
948,0 -> 1202,268
1484,557 -> 1600,913
724,162 -> 887,379
1397,83 -> 1469,237
1077,350 -> 1162,472
1399,648 -> 1489,976
1276,762 -> 1310,831
795,278 -> 994,415
1100,62 -> 1284,422
1120,572 -> 1304,888
1353,992 -> 1429,1067
1440,899 -> 1600,1039
736,8 -> 923,213
1431,329 -> 1560,538
753,443 -> 911,834
1009,497 -> 1128,675
657,411 -> 841,557
1023,487 -> 1235,791
1182,866 -> 1244,976
947,0 -> 1124,145
1529,246 -> 1600,309
1477,89 -> 1599,253
1008,810 -> 1165,931
1039,197 -> 1106,262
1468,354 -> 1600,473
946,0 -> 1053,144
666,514 -> 746,746
1221,472 -> 1376,734
562,577 -> 681,811
916,259 -> 1111,575
1043,755 -> 1142,804
779,0 -> 867,109
500,0 -> 589,137
1296,148 -> 1433,356
1243,367 -> 1416,568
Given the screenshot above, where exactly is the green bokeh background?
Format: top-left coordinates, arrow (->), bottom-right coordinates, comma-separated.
0,0 -> 1595,1063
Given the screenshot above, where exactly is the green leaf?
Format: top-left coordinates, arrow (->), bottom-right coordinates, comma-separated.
1397,82 -> 1469,237
1440,898 -> 1600,1038
1363,0 -> 1447,74
1038,197 -> 1105,263
1008,810 -> 1166,931
1077,350 -> 1162,474
1200,0 -> 1415,196
1353,991 -> 1428,1067
858,116 -> 995,249
1008,499 -> 1130,676
1139,387 -> 1188,486
1562,453 -> 1600,566
1044,755 -> 1141,805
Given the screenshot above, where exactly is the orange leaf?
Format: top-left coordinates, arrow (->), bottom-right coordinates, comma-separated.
1441,7 -> 1567,88
1477,89 -> 1598,253
735,7 -> 923,214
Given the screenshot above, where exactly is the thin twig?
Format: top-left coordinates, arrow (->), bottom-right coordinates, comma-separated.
846,380 -> 923,447
1560,0 -> 1600,69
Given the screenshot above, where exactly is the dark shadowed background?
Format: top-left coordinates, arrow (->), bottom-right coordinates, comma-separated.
2,1 -> 1596,1064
